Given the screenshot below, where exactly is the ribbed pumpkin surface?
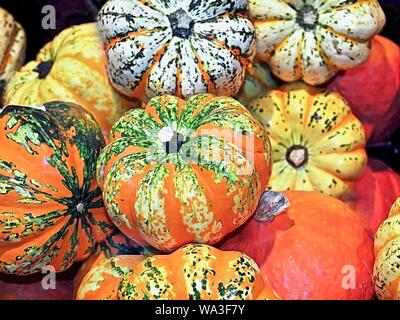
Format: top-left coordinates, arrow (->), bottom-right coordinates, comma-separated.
4,23 -> 137,134
0,102 -> 114,275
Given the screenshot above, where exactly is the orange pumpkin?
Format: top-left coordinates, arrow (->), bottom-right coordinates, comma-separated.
97,94 -> 272,252
346,159 -> 400,233
73,230 -> 155,296
218,191 -> 375,300
76,254 -> 144,300
326,35 -> 400,142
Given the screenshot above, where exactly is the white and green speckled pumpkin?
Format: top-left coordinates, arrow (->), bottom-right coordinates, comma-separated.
249,0 -> 386,85
97,0 -> 256,101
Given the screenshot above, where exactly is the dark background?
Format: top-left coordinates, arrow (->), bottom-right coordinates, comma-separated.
1,0 -> 399,172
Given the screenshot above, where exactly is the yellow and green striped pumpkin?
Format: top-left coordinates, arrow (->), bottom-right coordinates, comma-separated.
4,23 -> 138,135
249,82 -> 367,198
374,197 -> 400,300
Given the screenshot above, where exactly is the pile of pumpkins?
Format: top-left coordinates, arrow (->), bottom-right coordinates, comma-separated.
0,0 -> 399,300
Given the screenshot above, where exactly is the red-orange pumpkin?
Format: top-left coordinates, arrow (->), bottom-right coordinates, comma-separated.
346,159 -> 400,233
218,191 -> 375,300
326,35 -> 400,142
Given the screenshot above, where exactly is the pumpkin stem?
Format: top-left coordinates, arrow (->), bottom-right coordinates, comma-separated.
286,145 -> 308,168
34,60 -> 53,79
76,202 -> 85,213
254,191 -> 289,222
158,126 -> 185,154
168,8 -> 195,39
296,5 -> 319,30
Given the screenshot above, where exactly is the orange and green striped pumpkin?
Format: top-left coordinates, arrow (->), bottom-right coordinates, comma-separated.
97,94 -> 272,252
4,23 -> 138,135
76,244 -> 279,300
249,82 -> 367,198
0,102 -> 114,275
97,0 -> 256,101
0,7 -> 26,102
74,229 -> 155,294
75,254 -> 144,300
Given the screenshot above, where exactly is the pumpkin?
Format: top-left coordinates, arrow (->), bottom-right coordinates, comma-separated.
97,94 -> 272,252
0,102 -> 114,275
73,229 -> 155,295
0,7 -> 26,103
235,59 -> 279,107
346,159 -> 400,233
76,254 -> 144,300
249,82 -> 367,198
77,244 -> 278,300
249,0 -> 386,85
374,197 -> 400,300
326,35 -> 400,142
4,23 -> 138,135
218,190 -> 375,300
76,244 -> 278,300
120,244 -> 279,300
97,0 -> 256,101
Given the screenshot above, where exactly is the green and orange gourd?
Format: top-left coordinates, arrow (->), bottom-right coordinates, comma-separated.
76,244 -> 279,300
0,102 -> 114,275
97,94 -> 272,252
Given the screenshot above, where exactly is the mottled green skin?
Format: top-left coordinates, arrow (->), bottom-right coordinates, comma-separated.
98,94 -> 271,251
117,244 -> 264,300
0,102 -> 114,275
